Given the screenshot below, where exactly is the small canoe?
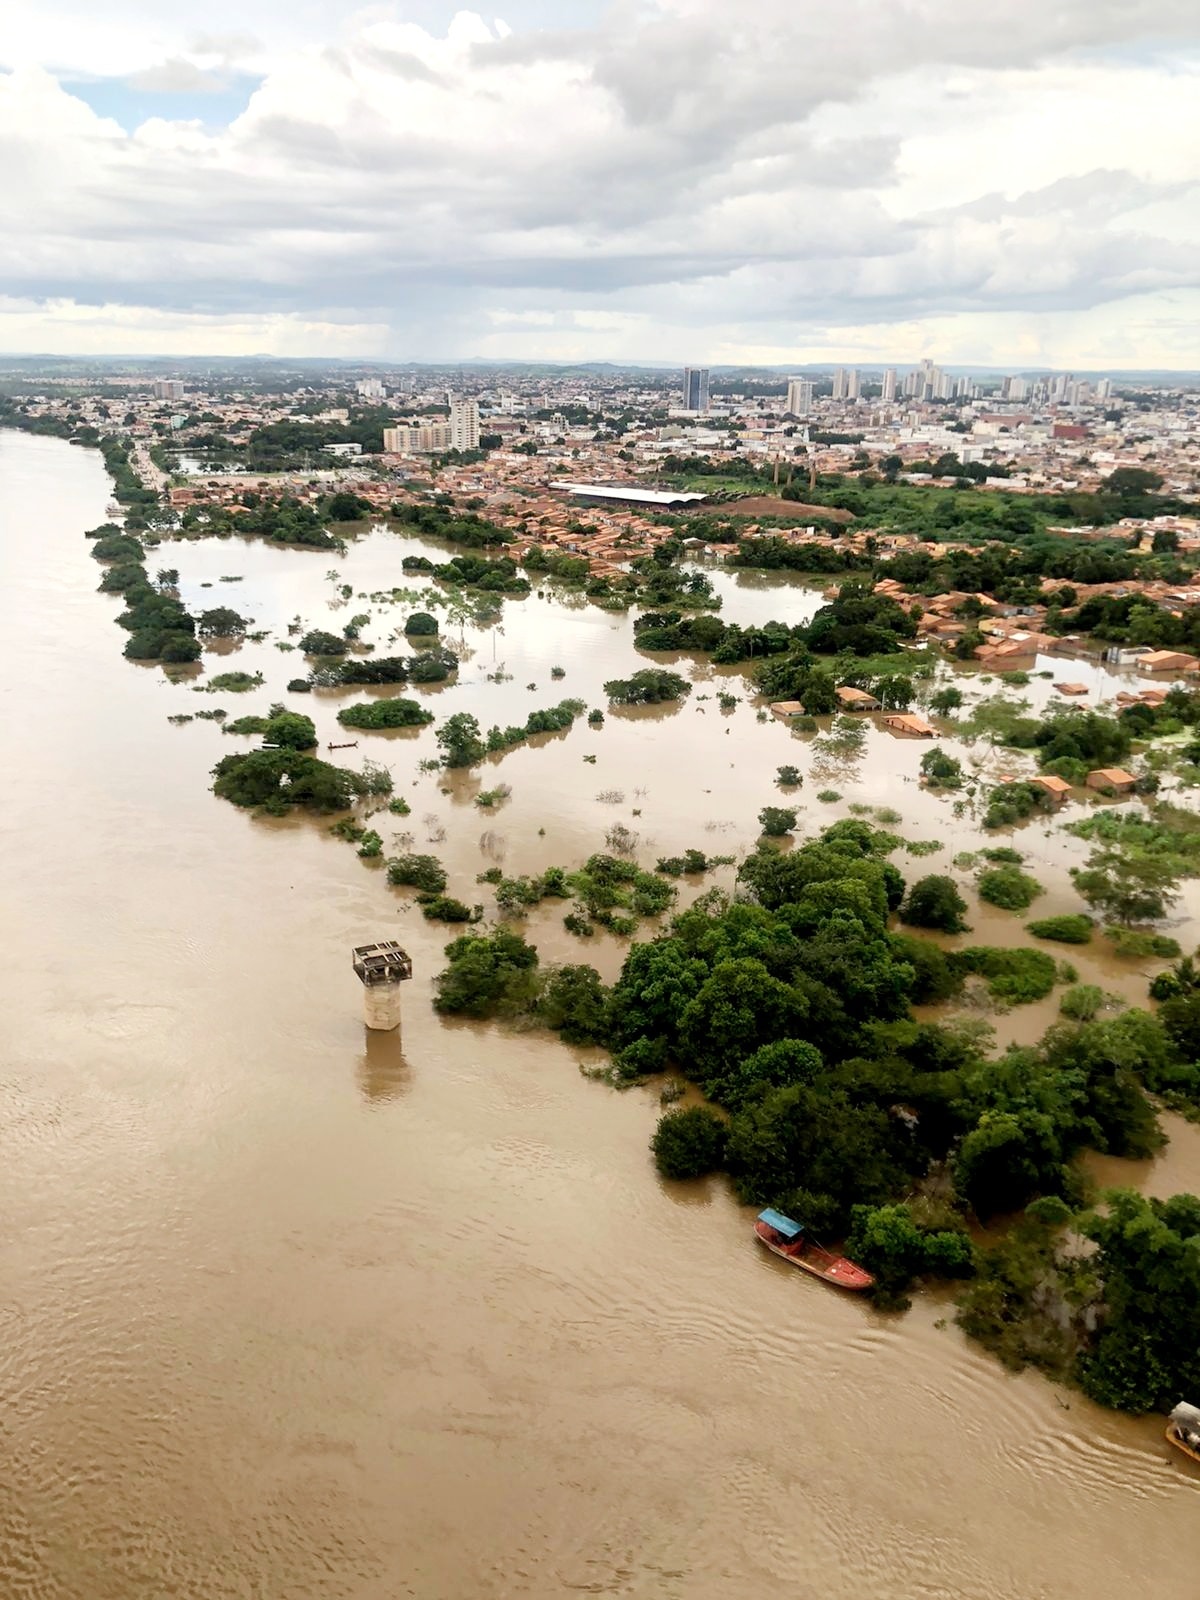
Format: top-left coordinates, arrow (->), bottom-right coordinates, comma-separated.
1167,1402 -> 1200,1465
754,1208 -> 874,1292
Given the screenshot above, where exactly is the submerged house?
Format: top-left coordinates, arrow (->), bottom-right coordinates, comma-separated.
1031,774 -> 1073,806
883,712 -> 935,737
1087,767 -> 1137,795
836,685 -> 882,712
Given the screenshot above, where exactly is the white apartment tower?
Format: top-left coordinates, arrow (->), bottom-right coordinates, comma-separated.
882,368 -> 897,402
785,377 -> 813,417
845,368 -> 860,401
152,379 -> 184,402
450,399 -> 480,451
832,367 -> 847,401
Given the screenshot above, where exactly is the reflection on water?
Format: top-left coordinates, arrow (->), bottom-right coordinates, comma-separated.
1,431 -> 1198,1600
357,1030 -> 412,1105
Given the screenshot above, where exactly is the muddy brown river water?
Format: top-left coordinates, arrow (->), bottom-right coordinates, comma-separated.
1,431 -> 1198,1599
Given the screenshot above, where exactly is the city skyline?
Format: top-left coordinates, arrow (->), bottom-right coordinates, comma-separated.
2,2 -> 1199,365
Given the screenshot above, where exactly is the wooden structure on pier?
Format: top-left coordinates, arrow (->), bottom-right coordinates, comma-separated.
352,942 -> 413,986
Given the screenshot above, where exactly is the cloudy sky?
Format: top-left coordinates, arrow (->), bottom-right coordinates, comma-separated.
2,1 -> 1199,366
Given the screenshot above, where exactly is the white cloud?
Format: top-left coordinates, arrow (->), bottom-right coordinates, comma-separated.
0,2 -> 1197,363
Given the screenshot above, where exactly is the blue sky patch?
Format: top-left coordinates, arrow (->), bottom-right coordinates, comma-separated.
65,75 -> 261,132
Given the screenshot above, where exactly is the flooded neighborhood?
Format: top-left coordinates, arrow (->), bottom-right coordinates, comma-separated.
2,428 -> 1198,1600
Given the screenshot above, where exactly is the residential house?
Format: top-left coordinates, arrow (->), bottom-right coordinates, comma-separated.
883,712 -> 935,737
836,686 -> 882,711
1086,768 -> 1137,795
1031,775 -> 1073,805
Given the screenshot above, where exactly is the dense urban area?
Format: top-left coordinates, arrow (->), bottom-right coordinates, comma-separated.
5,354 -> 1200,1424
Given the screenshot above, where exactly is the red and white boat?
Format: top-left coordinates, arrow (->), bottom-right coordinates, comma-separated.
754,1208 -> 874,1292
1167,1401 -> 1200,1465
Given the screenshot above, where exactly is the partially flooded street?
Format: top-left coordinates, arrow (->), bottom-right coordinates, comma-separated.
2,429 -> 1198,1600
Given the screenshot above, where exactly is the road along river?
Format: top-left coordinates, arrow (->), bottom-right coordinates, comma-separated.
1,430 -> 1197,1599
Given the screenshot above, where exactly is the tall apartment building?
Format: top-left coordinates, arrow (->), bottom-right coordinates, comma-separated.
845,368 -> 860,401
357,378 -> 386,400
882,368 -> 897,402
152,379 -> 184,402
450,399 -> 480,451
785,377 -> 813,417
383,422 -> 453,454
682,367 -> 710,412
832,368 -> 846,401
905,357 -> 942,401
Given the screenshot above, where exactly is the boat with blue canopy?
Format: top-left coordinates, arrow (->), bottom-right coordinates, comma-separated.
754,1209 -> 874,1291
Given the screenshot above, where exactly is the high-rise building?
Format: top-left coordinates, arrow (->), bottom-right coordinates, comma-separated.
682,367 -> 710,412
357,378 -> 386,400
845,369 -> 860,401
882,368 -> 897,402
832,368 -> 847,401
152,379 -> 184,402
1096,378 -> 1113,400
383,422 -> 453,454
450,399 -> 480,451
785,377 -> 813,417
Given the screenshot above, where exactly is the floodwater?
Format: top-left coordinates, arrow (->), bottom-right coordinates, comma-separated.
1,429 -> 1198,1600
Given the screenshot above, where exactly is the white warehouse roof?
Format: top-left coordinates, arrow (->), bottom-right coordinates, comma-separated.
548,481 -> 708,506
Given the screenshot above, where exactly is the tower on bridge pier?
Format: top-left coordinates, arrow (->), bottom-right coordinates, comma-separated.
352,942 -> 413,1031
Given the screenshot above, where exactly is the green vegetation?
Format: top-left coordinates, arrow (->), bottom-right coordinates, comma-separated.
479,699 -> 588,756
336,698 -> 434,730
983,780 -> 1050,830
433,928 -> 541,1017
920,748 -> 963,790
1077,1191 -> 1200,1411
402,550 -> 530,596
1104,927 -> 1181,960
977,865 -> 1044,912
204,671 -> 262,694
758,806 -> 798,837
437,713 -> 487,768
474,785 -> 510,808
846,1203 -> 975,1307
386,854 -> 448,894
1059,984 -> 1105,1021
1027,914 -> 1094,945
900,875 -> 969,933
564,854 -> 676,936
651,1107 -> 727,1180
92,532 -> 146,563
420,895 -> 477,923
404,611 -> 440,635
211,749 -> 363,813
317,649 -> 457,687
954,946 -> 1058,1004
263,710 -> 318,750
428,808 -> 1200,1404
299,629 -> 348,656
655,849 -> 734,877
603,669 -> 692,705
1068,806 -> 1200,924
391,500 -> 513,547
197,606 -> 248,637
